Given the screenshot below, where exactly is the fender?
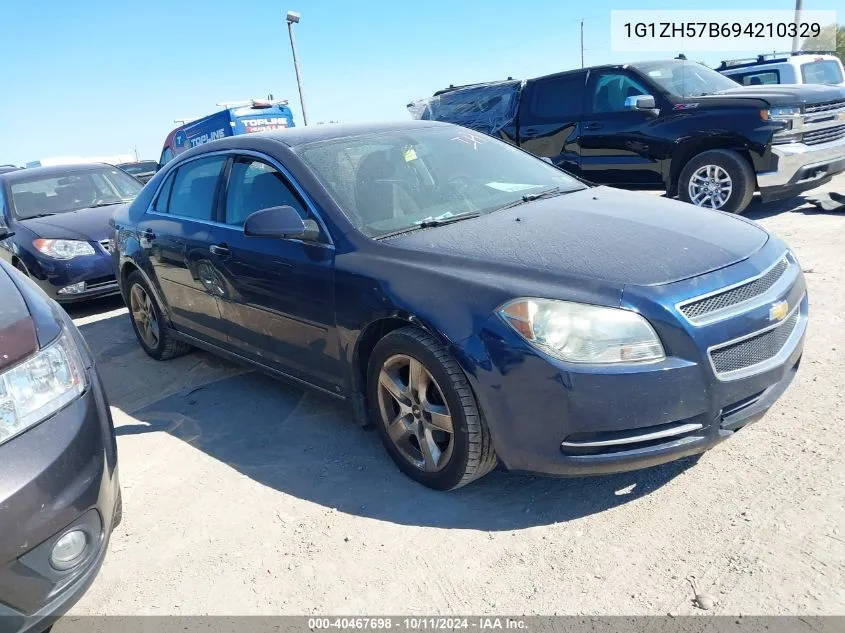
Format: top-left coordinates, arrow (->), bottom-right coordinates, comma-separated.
118,241 -> 173,325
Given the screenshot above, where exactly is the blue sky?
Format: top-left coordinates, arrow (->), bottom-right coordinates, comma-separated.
0,0 -> 839,165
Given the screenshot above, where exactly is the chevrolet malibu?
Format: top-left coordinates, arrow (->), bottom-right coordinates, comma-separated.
0,252 -> 120,631
112,121 -> 807,490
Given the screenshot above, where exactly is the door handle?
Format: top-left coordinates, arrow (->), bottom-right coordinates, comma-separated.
209,243 -> 230,257
583,122 -> 603,130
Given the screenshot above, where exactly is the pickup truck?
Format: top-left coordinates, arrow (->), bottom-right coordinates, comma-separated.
410,59 -> 845,214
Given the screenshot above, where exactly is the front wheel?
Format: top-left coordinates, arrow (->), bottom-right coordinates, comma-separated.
367,327 -> 497,490
678,149 -> 755,214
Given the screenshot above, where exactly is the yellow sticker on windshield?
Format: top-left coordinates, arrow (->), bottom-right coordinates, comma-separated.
403,148 -> 418,162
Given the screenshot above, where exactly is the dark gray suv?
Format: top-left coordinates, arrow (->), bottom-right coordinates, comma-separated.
0,222 -> 120,633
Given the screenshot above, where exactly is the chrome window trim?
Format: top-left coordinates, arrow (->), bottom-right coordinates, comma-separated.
144,148 -> 335,249
675,251 -> 792,326
707,296 -> 806,382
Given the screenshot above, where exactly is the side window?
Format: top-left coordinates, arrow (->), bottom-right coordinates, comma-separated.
167,156 -> 226,221
738,70 -> 779,85
527,74 -> 585,120
152,170 -> 176,213
159,147 -> 174,167
224,157 -> 308,227
588,73 -> 650,113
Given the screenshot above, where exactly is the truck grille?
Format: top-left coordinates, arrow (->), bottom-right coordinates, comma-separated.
680,257 -> 789,321
804,99 -> 845,115
709,309 -> 800,377
803,123 -> 845,146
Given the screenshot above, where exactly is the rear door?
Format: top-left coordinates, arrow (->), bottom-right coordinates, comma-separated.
138,155 -> 229,345
205,154 -> 341,392
578,70 -> 665,186
517,71 -> 585,176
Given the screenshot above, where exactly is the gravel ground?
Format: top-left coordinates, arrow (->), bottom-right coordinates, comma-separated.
63,175 -> 844,620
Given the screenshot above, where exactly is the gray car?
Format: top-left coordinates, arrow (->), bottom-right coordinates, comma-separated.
0,227 -> 120,633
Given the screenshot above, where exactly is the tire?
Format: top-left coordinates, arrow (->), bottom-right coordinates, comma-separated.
678,149 -> 755,214
125,271 -> 191,360
367,326 -> 497,490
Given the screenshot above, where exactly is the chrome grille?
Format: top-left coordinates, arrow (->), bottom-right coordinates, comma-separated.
710,310 -> 799,376
804,123 -> 845,146
804,99 -> 845,115
680,257 -> 789,321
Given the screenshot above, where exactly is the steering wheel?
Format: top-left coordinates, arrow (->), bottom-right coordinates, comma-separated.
445,175 -> 479,211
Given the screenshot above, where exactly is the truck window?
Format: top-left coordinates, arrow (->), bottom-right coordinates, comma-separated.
526,74 -> 585,120
734,70 -> 780,86
588,73 -> 649,113
801,60 -> 844,85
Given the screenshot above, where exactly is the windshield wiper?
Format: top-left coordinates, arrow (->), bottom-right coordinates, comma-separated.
23,213 -> 55,219
90,200 -> 128,208
492,186 -> 572,212
377,211 -> 480,239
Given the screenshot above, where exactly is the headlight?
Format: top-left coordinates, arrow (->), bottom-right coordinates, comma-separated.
497,298 -> 665,364
0,330 -> 86,446
769,106 -> 801,118
32,239 -> 96,259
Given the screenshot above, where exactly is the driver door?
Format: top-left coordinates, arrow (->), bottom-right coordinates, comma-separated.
578,70 -> 666,187
205,155 -> 342,392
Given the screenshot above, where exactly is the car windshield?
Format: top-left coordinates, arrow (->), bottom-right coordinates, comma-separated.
119,161 -> 158,175
633,60 -> 740,98
10,166 -> 144,219
801,60 -> 844,85
296,126 -> 586,238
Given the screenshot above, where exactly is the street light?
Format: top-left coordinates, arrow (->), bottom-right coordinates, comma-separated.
286,10 -> 309,126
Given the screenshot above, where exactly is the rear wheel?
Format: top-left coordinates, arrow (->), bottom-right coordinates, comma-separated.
367,327 -> 497,490
678,149 -> 755,214
126,271 -> 191,360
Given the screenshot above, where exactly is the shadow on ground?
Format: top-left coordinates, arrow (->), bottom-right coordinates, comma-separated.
112,367 -> 697,530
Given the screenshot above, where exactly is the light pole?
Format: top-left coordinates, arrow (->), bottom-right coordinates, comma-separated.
286,10 -> 309,126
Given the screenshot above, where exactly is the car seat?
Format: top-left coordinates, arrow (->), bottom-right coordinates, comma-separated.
354,150 -> 420,223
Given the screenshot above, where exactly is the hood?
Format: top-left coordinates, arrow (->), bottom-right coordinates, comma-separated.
386,187 -> 768,287
0,262 -> 38,372
20,204 -> 125,242
696,83 -> 845,107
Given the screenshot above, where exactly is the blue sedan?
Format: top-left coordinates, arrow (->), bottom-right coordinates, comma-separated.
0,163 -> 143,303
112,121 -> 807,490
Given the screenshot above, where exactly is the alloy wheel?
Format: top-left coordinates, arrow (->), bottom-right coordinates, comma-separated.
129,283 -> 160,350
688,164 -> 733,209
376,354 -> 455,472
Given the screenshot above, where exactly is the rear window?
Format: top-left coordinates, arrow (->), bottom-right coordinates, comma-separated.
733,70 -> 780,86
801,60 -> 844,85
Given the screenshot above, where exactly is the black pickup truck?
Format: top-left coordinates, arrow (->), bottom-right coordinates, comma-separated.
411,59 -> 845,214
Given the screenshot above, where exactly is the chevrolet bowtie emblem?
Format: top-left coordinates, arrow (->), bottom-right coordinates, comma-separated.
769,301 -> 789,322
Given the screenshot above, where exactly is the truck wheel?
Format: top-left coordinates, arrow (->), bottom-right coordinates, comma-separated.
678,150 -> 755,214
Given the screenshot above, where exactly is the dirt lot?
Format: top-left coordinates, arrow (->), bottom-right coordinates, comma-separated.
64,176 -> 844,619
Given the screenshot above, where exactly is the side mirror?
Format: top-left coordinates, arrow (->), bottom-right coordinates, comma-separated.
0,217 -> 11,241
624,94 -> 657,111
243,205 -> 320,241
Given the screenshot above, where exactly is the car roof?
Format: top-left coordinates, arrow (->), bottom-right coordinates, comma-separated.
247,120 -> 452,147
0,162 -> 115,182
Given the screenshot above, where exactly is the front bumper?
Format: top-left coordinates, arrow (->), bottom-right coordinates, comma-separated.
23,252 -> 120,304
0,364 -> 119,633
457,242 -> 807,476
757,135 -> 845,201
